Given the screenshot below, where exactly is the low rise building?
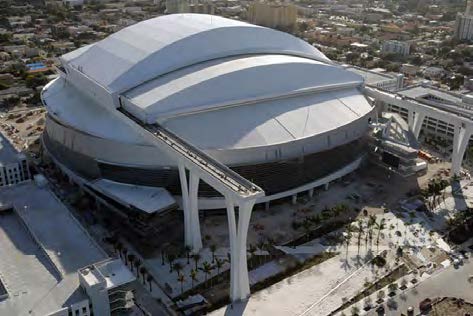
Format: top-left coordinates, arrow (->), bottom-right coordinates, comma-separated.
401,64 -> 418,77
423,66 -> 445,80
382,40 -> 410,56
79,259 -> 136,316
247,2 -> 297,31
382,84 -> 473,140
345,65 -> 404,91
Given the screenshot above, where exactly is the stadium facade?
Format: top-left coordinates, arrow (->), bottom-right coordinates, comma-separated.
41,14 -> 375,210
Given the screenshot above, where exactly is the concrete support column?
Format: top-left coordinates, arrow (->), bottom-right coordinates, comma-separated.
324,182 -> 329,190
265,201 -> 270,212
178,164 -> 202,252
178,164 -> 192,247
407,109 -> 415,128
226,197 -> 256,301
308,188 -> 314,199
189,172 -> 202,252
411,112 -> 426,139
226,198 -> 237,301
451,124 -> 473,175
291,194 -> 297,205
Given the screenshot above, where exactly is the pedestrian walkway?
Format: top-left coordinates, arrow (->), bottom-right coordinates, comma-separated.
210,246 -> 382,316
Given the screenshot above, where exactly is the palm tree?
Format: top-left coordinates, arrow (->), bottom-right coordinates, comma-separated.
167,253 -> 176,273
302,218 -> 313,242
192,253 -> 201,270
116,242 -> 123,258
215,257 -> 224,275
200,261 -> 213,287
248,244 -> 257,268
356,220 -> 364,255
377,290 -> 385,302
344,226 -> 353,257
139,267 -> 147,285
178,274 -> 185,294
190,269 -> 198,287
375,218 -> 386,252
134,258 -> 142,276
184,245 -> 191,264
265,238 -> 275,260
400,278 -> 408,290
210,244 -> 217,263
256,240 -> 266,264
147,274 -> 153,292
388,283 -> 398,295
367,215 -> 376,246
127,254 -> 135,271
122,248 -> 128,265
351,305 -> 360,316
173,262 -> 183,277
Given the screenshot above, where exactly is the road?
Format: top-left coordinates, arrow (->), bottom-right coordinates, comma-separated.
368,256 -> 473,316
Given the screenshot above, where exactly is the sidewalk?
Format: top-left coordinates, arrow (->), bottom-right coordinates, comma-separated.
210,246 -> 383,316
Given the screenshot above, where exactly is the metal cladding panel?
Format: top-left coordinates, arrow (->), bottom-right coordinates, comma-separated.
60,14 -> 331,95
122,54 -> 363,123
161,88 -> 372,151
65,66 -> 116,110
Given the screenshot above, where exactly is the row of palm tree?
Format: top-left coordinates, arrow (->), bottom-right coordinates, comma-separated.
422,178 -> 449,210
174,256 -> 230,295
344,216 -> 386,256
112,240 -> 154,292
248,238 -> 276,268
294,204 -> 351,242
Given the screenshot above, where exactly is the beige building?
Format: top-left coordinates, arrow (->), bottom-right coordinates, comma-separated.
401,63 -> 418,77
166,0 -> 214,14
248,2 -> 297,31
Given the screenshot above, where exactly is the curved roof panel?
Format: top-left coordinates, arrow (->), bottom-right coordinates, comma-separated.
122,55 -> 363,123
61,14 -> 330,94
161,88 -> 372,150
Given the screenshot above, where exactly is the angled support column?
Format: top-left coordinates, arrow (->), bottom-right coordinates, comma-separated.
451,124 -> 473,175
178,165 -> 202,252
189,172 -> 202,252
226,198 -> 238,301
178,164 -> 192,247
226,197 -> 256,301
411,112 -> 425,139
407,109 -> 415,128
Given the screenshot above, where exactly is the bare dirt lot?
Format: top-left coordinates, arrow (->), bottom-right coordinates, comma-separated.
0,105 -> 45,151
431,297 -> 473,316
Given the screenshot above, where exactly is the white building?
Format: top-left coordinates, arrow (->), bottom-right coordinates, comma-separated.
42,14 -> 375,211
79,259 -> 136,316
382,40 -> 411,56
380,84 -> 473,141
455,0 -> 473,41
41,14 -> 375,302
345,65 -> 404,91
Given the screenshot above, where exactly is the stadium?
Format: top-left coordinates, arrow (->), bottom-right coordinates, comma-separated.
41,14 -> 375,212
